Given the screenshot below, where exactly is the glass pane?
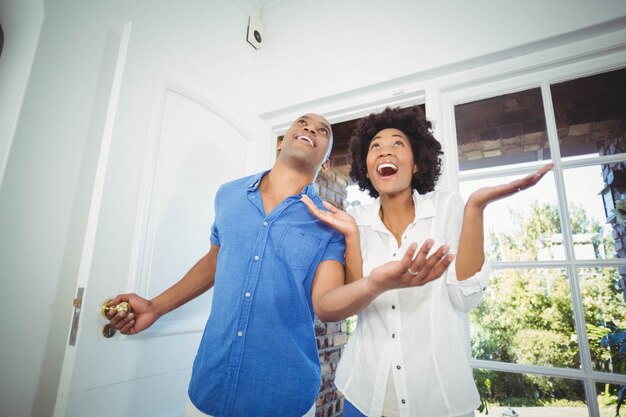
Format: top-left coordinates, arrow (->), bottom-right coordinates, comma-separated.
579,267 -> 626,375
455,88 -> 550,171
596,382 -> 626,417
460,171 -> 560,262
345,184 -> 374,209
471,268 -> 579,369
551,68 -> 626,160
563,164 -> 622,260
474,368 -> 587,416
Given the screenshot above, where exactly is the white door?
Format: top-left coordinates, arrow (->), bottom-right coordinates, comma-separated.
54,16 -> 258,417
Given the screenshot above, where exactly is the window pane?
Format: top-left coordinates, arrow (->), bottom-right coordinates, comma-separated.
579,267 -> 626,375
474,368 -> 587,416
562,165 -> 621,260
345,184 -> 374,209
596,382 -> 626,417
455,88 -> 550,171
460,171 -> 560,262
551,68 -> 626,160
471,268 -> 578,369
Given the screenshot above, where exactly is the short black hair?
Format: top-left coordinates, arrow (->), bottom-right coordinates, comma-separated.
349,106 -> 443,198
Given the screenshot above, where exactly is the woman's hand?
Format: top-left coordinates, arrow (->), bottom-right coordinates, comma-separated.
301,194 -> 358,238
455,163 -> 553,280
366,240 -> 454,294
467,163 -> 554,210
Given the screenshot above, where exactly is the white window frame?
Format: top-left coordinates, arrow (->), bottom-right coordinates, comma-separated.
438,30 -> 626,417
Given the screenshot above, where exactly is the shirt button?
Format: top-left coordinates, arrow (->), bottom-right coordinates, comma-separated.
254,255 -> 260,261
237,331 -> 243,337
245,292 -> 251,298
391,305 -> 396,309
391,334 -> 395,338
263,221 -> 268,226
401,399 -> 406,404
396,365 -> 401,370
392,253 -> 396,257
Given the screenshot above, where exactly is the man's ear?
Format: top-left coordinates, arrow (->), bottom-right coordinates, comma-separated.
321,159 -> 331,170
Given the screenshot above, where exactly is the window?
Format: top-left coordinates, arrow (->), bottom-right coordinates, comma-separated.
455,68 -> 626,416
456,88 -> 550,171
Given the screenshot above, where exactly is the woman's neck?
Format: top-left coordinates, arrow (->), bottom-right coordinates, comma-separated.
379,189 -> 415,247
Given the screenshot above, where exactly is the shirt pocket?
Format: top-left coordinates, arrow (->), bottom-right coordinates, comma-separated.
277,225 -> 321,270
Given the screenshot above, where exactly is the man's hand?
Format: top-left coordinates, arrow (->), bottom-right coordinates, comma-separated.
105,293 -> 160,335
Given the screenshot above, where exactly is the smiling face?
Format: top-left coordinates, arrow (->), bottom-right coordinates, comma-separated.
366,128 -> 417,197
278,113 -> 333,170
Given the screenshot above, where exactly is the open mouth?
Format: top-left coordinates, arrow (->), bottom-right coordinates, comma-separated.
296,135 -> 315,148
377,162 -> 398,178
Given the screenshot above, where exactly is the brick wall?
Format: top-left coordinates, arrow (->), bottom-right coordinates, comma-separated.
315,320 -> 348,417
313,165 -> 350,417
599,132 -> 626,300
316,165 -> 350,207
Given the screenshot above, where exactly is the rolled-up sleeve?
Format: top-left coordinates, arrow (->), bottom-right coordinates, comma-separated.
441,192 -> 492,312
445,257 -> 491,312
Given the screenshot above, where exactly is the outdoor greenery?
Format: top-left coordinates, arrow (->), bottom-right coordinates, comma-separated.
472,201 -> 626,410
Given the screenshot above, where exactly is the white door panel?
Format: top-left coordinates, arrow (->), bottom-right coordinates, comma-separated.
135,86 -> 250,326
66,369 -> 191,417
56,17 -> 257,417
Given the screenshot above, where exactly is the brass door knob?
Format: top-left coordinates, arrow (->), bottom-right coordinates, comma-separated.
101,299 -> 133,318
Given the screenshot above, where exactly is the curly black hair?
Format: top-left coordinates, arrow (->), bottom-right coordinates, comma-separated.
349,107 -> 443,198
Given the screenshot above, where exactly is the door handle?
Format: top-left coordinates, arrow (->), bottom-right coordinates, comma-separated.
101,299 -> 133,318
101,299 -> 133,338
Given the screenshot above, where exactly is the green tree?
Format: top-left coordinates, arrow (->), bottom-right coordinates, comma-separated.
492,202 -> 561,261
472,201 -> 624,404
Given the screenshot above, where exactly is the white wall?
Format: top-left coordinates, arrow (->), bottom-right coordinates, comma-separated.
253,0 -> 626,113
0,0 -> 44,186
0,4 -> 126,416
1,1 -> 625,416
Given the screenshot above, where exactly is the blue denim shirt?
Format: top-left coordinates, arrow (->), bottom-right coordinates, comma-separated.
188,171 -> 346,417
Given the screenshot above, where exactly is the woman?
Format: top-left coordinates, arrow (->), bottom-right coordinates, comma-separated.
303,107 -> 552,417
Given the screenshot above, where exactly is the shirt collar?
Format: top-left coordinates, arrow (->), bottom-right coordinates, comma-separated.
247,170 -> 269,191
247,169 -> 318,198
358,190 -> 436,231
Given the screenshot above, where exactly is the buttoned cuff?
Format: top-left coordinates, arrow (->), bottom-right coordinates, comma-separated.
445,257 -> 491,296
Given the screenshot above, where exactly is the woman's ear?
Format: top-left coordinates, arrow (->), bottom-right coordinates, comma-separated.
413,164 -> 418,174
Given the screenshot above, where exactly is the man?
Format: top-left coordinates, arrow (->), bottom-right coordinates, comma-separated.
106,113 -> 451,417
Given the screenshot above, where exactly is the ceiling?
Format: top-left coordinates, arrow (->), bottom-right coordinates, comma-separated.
234,0 -> 325,22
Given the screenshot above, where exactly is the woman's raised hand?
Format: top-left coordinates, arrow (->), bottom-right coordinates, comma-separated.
467,163 -> 554,209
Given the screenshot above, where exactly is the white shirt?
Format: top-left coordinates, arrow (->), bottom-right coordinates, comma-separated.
335,190 -> 491,417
